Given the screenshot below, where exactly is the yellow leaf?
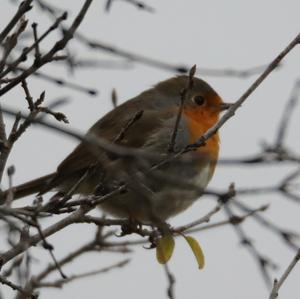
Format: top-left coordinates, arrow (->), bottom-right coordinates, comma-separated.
184,235 -> 205,269
156,234 -> 175,264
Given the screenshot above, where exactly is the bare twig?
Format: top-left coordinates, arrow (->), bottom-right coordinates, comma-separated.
186,204 -> 269,234
0,206 -> 90,266
0,104 -> 8,182
33,217 -> 67,279
269,249 -> 300,299
234,201 -> 299,250
163,263 -> 176,299
113,110 -> 144,144
16,66 -> 98,96
0,17 -> 28,74
21,79 -> 34,111
33,239 -> 99,283
275,79 -> 300,148
111,88 -> 118,108
74,31 -> 279,78
0,12 -> 68,80
105,0 -> 155,13
174,203 -> 222,233
0,274 -> 36,298
168,65 -> 196,153
31,23 -> 41,65
36,259 -> 130,288
0,0 -> 33,45
224,204 -> 276,286
188,32 -> 300,150
1,256 -> 23,278
0,0 -> 94,95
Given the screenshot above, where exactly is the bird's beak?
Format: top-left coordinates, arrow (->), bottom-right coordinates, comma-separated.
219,102 -> 233,111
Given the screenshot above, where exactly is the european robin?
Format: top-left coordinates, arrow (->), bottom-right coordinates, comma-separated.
4,76 -> 230,221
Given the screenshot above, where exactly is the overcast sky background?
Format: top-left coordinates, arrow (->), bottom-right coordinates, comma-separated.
1,0 -> 300,298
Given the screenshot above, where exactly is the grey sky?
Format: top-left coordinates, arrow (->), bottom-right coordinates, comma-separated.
1,0 -> 300,298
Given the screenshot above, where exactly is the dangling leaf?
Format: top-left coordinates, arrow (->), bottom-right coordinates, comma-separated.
156,234 -> 175,264
183,235 -> 205,269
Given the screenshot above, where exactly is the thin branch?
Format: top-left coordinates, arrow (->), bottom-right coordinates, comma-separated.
163,263 -> 176,299
0,104 -> 8,183
18,67 -> 98,96
174,203 -> 222,233
0,0 -> 93,95
274,79 -> 300,148
269,249 -> 300,299
1,256 -> 23,278
111,88 -> 118,108
168,65 -> 196,153
0,17 -> 28,74
0,206 -> 88,267
34,240 -> 96,282
234,201 -> 299,250
21,79 -> 34,111
31,23 -> 41,65
224,204 -> 275,287
0,274 -> 36,298
0,12 -> 68,80
35,0 -> 63,16
0,0 -> 33,44
33,217 -> 67,279
113,110 -> 144,143
0,186 -> 126,266
188,32 -> 300,150
197,64 -> 281,78
0,113 -> 21,184
186,204 -> 269,234
74,31 -> 278,78
36,259 -> 130,289
105,0 -> 155,13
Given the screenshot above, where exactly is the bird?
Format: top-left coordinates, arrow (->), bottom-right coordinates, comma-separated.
3,75 -> 230,222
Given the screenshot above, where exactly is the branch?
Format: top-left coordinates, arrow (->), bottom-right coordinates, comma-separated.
168,65 -> 195,153
186,204 -> 269,234
0,274 -> 36,298
36,259 -> 130,289
0,0 -> 94,96
224,204 -> 276,286
163,263 -> 176,299
105,0 -> 155,13
188,32 -> 300,150
274,79 -> 300,149
0,206 -> 90,267
0,12 -> 68,80
269,249 -> 300,299
0,0 -> 33,44
16,66 -> 98,96
174,203 -> 222,233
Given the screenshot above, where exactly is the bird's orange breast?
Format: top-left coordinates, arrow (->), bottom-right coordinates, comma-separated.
183,108 -> 220,161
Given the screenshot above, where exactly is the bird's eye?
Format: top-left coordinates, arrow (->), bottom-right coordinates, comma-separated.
193,95 -> 205,106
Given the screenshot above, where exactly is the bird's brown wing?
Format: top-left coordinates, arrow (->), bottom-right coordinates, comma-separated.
48,104 -> 189,191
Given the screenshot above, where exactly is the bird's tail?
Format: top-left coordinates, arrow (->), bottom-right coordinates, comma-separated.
0,172 -> 56,202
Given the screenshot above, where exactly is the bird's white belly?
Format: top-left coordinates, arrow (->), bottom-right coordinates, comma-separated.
191,164 -> 211,189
